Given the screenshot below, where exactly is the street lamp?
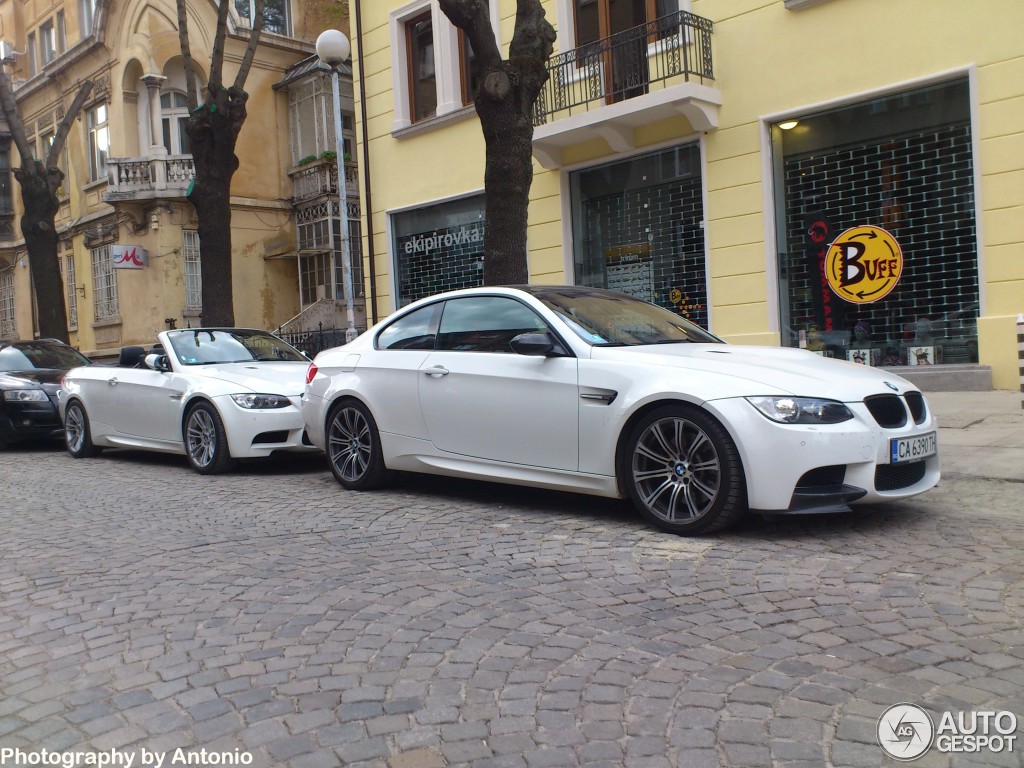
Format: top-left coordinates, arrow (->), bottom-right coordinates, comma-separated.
316,29 -> 358,343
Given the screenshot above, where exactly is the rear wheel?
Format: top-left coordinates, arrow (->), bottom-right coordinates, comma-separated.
65,400 -> 103,458
326,400 -> 388,490
185,402 -> 236,475
621,404 -> 745,535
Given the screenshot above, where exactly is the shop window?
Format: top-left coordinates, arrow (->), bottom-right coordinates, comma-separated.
91,245 -> 119,321
392,194 -> 485,307
569,144 -> 708,328
772,78 -> 978,366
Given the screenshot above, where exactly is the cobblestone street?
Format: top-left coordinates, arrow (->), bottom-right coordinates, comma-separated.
1,441 -> 1022,767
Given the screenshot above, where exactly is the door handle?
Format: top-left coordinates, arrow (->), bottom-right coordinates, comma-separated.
423,366 -> 449,377
108,377 -> 118,386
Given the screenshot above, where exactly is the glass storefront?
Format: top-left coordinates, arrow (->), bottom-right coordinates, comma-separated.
773,78 -> 978,366
392,195 -> 485,307
569,144 -> 708,328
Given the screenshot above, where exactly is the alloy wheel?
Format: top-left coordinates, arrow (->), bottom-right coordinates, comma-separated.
186,408 -> 217,468
328,406 -> 372,483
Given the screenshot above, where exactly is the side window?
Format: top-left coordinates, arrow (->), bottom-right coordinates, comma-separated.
376,303 -> 441,350
437,297 -> 547,353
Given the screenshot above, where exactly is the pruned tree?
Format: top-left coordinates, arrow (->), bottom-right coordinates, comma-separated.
439,0 -> 555,284
176,0 -> 265,327
0,73 -> 93,342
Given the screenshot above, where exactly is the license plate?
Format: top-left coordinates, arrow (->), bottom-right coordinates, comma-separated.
890,432 -> 937,464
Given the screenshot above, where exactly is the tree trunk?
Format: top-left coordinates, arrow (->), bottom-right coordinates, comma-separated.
186,86 -> 246,328
16,163 -> 67,341
439,0 -> 555,286
0,75 -> 91,343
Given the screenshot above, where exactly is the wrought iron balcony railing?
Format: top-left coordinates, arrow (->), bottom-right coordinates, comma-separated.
534,10 -> 714,126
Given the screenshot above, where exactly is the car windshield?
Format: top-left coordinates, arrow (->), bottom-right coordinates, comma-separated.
166,329 -> 307,366
0,342 -> 92,371
536,289 -> 722,346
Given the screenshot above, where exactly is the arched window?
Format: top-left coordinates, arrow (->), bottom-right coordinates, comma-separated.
161,91 -> 191,155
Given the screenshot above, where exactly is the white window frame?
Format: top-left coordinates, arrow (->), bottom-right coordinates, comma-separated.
65,253 -> 78,329
389,0 -> 499,133
79,0 -> 96,37
183,230 -> 202,312
91,245 -> 119,321
161,91 -> 191,155
235,0 -> 290,35
0,271 -> 15,338
86,104 -> 109,182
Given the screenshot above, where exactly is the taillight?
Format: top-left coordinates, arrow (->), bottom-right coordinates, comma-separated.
305,363 -> 318,385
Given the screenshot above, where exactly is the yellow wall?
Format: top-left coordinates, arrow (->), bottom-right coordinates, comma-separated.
356,0 -> 1023,388
1,0 -> 308,351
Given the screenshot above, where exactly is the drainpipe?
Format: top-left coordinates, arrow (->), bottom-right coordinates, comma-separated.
353,0 -> 378,324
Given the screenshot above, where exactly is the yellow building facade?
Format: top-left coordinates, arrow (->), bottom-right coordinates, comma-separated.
0,0 -> 357,355
354,0 -> 1024,389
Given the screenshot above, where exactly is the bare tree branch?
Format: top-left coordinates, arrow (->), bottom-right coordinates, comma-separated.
439,0 -> 502,70
0,70 -> 37,165
233,0 -> 264,90
46,81 -> 94,168
176,0 -> 199,110
209,0 -> 233,93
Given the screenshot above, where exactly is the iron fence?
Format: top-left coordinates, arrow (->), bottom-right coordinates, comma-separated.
534,10 -> 714,126
276,323 -> 347,358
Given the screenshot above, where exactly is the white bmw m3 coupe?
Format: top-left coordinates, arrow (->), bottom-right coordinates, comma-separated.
302,286 -> 939,535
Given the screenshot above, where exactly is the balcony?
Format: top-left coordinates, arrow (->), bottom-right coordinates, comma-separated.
532,10 -> 721,169
103,155 -> 196,202
288,157 -> 359,204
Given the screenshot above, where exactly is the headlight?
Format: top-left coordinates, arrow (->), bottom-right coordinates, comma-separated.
230,393 -> 292,409
747,396 -> 853,424
3,389 -> 48,402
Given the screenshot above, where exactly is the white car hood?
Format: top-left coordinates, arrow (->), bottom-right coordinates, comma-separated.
190,362 -> 308,396
593,343 -> 915,401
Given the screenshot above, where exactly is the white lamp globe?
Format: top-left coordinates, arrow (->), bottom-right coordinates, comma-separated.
316,29 -> 351,67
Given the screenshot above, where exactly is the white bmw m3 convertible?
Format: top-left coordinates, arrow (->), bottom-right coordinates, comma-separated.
60,328 -> 318,474
302,286 -> 940,535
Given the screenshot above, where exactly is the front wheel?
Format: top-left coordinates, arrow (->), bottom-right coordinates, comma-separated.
65,400 -> 103,458
621,405 -> 746,535
185,402 -> 236,475
326,400 -> 388,490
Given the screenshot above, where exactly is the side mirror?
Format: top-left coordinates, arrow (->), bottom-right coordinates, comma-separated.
145,353 -> 171,372
510,331 -> 565,357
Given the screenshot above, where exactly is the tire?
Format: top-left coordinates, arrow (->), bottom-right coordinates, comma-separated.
65,400 -> 103,458
326,399 -> 388,490
621,404 -> 746,535
184,402 -> 236,475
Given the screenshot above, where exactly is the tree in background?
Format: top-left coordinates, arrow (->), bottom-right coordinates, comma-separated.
439,0 -> 556,285
0,74 -> 93,342
176,0 -> 265,327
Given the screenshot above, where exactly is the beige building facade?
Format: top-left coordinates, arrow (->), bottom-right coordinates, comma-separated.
0,0 -> 360,355
353,0 -> 1024,389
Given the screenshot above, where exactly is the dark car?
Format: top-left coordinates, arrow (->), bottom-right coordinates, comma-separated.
0,339 -> 93,449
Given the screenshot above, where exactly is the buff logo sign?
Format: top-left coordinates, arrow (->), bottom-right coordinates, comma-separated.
111,245 -> 149,269
825,225 -> 903,304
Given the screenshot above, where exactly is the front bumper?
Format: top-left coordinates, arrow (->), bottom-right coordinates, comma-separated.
706,395 -> 940,514
0,400 -> 63,443
213,395 -> 320,459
